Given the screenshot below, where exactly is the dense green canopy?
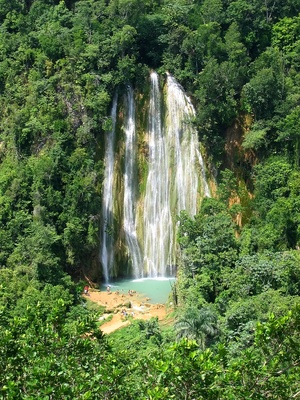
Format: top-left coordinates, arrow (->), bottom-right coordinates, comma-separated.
0,0 -> 299,398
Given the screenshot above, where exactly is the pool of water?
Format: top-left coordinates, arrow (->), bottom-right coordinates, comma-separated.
100,277 -> 176,304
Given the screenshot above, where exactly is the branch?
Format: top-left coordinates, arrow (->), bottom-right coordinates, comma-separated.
83,272 -> 96,288
274,360 -> 300,376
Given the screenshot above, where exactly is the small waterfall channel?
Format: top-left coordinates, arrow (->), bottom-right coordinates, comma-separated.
100,93 -> 118,283
100,73 -> 210,281
123,86 -> 143,278
166,74 -> 201,216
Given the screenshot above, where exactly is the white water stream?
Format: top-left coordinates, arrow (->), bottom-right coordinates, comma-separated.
166,74 -> 200,216
143,72 -> 173,277
123,86 -> 143,278
100,93 -> 118,283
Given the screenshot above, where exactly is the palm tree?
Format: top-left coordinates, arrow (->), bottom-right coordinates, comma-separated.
175,306 -> 219,350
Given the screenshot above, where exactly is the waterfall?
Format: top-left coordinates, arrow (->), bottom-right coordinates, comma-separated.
100,74 -> 210,281
123,86 -> 143,277
165,74 -> 200,216
143,72 -> 173,277
100,93 -> 118,283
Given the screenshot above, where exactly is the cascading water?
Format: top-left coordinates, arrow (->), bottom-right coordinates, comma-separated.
100,93 -> 118,283
143,72 -> 173,277
100,73 -> 210,281
165,74 -> 200,216
123,86 -> 143,277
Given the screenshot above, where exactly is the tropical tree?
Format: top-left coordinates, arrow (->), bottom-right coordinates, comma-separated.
175,306 -> 219,350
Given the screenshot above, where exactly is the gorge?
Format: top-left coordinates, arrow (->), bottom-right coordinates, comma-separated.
100,72 -> 211,282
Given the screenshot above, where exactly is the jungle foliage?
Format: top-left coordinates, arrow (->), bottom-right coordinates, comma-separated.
0,0 -> 299,398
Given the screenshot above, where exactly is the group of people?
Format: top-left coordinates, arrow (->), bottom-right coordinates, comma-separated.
84,284 -> 137,298
83,284 -> 136,320
121,309 -> 134,318
106,286 -> 134,297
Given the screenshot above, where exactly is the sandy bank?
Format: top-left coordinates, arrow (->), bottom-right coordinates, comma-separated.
84,289 -> 168,334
